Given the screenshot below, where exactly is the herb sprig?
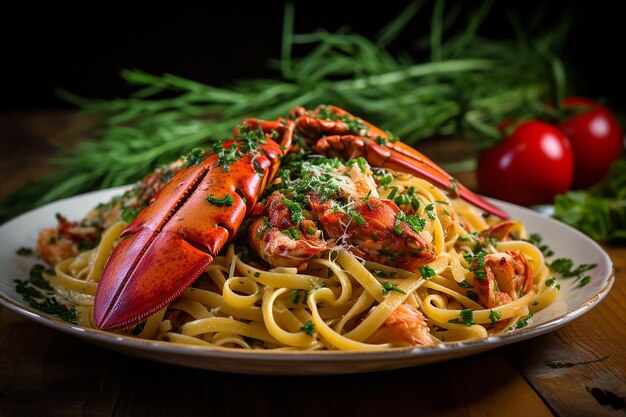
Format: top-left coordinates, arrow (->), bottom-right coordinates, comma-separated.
0,1 -> 564,221
554,160 -> 626,241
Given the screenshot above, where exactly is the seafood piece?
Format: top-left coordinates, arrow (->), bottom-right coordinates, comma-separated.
368,304 -> 435,346
249,158 -> 435,270
37,160 -> 186,266
479,220 -> 521,241
309,195 -> 435,270
249,191 -> 327,269
472,250 -> 532,308
94,120 -> 293,330
291,105 -> 508,219
37,215 -> 98,265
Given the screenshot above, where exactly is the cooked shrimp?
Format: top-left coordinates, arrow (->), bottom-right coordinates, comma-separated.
368,304 -> 436,346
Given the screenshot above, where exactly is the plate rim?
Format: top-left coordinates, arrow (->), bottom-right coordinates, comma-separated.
0,187 -> 615,365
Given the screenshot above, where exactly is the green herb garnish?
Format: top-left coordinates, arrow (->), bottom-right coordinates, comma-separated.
16,247 -> 34,256
121,206 -> 142,223
457,280 -> 474,288
206,193 -> 235,207
282,198 -> 304,225
256,216 -> 272,239
449,309 -> 475,326
282,227 -> 300,240
419,265 -> 436,279
182,147 -> 205,168
300,320 -> 316,336
14,265 -> 76,324
526,233 -> 554,257
348,210 -> 365,225
489,310 -> 502,325
0,3 -> 564,222
549,258 -> 596,287
554,160 -> 626,241
514,313 -> 534,329
382,282 -> 407,295
425,203 -> 436,220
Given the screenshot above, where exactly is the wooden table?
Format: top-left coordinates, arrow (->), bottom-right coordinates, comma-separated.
1,112 -> 624,417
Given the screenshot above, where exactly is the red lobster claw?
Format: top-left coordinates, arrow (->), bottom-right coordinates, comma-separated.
94,120 -> 293,330
293,105 -> 508,219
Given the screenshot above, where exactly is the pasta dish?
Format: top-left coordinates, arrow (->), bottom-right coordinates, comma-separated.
29,105 -> 559,351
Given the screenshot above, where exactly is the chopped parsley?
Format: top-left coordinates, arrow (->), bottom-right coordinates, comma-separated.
379,175 -> 393,187
16,247 -> 34,256
349,157 -> 368,173
300,320 -> 316,336
348,210 -> 365,225
526,233 -> 554,257
182,147 -> 206,168
291,290 -> 300,304
449,309 -> 475,326
577,276 -> 591,288
28,264 -> 53,291
212,142 -> 240,172
549,258 -> 596,288
317,106 -> 367,134
361,190 -> 374,210
457,280 -> 474,289
256,216 -> 272,239
253,161 -> 265,177
282,227 -> 300,240
382,282 -> 407,295
395,211 -> 426,233
206,193 -> 235,207
425,203 -> 436,220
14,265 -> 76,324
419,265 -> 436,279
544,277 -> 560,289
464,249 -> 488,281
121,206 -> 143,223
489,310 -> 502,325
236,125 -> 268,145
514,313 -> 534,329
282,198 -> 304,225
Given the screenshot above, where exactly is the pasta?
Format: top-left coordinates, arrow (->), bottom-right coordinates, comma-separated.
39,164 -> 558,351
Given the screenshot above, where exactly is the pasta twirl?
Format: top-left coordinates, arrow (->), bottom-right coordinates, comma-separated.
37,168 -> 556,351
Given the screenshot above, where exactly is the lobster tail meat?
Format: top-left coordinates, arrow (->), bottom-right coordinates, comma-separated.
94,121 -> 292,330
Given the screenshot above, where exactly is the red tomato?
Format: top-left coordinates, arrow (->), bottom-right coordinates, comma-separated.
477,121 -> 574,206
558,97 -> 623,188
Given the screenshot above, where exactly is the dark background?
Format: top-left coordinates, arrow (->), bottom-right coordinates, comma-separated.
1,1 -> 623,113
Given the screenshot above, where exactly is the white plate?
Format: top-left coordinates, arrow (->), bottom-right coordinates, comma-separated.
0,187 -> 614,375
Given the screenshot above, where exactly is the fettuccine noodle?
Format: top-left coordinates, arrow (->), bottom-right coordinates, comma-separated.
41,172 -> 557,351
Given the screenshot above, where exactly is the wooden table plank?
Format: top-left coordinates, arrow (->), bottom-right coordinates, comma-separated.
507,244 -> 626,417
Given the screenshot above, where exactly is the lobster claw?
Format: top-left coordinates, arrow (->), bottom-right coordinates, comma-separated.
94,120 -> 293,330
294,105 -> 508,219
